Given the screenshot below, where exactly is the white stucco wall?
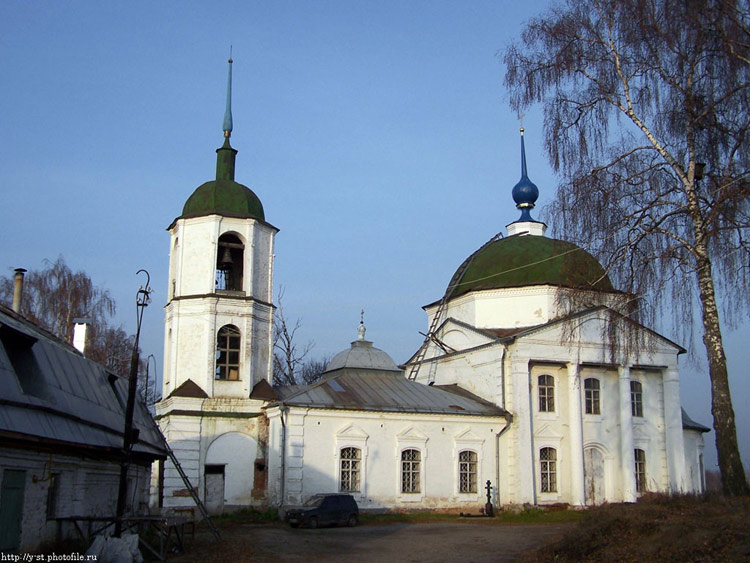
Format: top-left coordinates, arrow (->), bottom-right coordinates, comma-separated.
682,429 -> 707,493
411,307 -> 698,507
162,214 -> 276,399
155,397 -> 267,513
266,408 -> 507,511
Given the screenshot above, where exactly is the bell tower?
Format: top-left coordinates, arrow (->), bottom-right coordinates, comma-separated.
161,57 -> 277,400
154,57 -> 277,512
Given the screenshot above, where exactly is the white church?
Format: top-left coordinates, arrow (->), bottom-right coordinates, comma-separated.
153,60 -> 709,514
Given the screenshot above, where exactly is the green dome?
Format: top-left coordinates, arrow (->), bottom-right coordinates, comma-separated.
449,235 -> 613,299
182,179 -> 265,221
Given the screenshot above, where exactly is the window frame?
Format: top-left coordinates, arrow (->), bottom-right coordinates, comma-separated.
458,450 -> 478,494
584,377 -> 601,415
400,448 -> 421,494
634,448 -> 647,493
540,447 -> 558,493
630,381 -> 643,417
538,374 -> 555,413
215,325 -> 241,380
339,447 -> 361,493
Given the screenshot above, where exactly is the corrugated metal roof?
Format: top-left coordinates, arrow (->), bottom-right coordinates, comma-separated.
0,305 -> 167,458
277,368 -> 507,417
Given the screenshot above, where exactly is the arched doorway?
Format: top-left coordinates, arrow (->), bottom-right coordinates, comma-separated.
584,447 -> 605,505
205,432 -> 258,513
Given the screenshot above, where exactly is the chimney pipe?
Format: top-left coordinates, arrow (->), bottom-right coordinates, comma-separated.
12,268 -> 26,313
72,318 -> 90,354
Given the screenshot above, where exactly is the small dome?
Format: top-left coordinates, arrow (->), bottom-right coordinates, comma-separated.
512,175 -> 539,208
326,339 -> 400,373
448,235 -> 614,299
182,179 -> 265,221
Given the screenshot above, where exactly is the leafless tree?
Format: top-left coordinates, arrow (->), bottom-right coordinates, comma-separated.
272,288 -> 314,387
299,355 -> 333,385
505,0 -> 750,495
0,257 -> 146,384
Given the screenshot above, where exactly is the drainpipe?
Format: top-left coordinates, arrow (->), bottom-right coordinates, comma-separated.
278,402 -> 287,512
12,268 -> 26,313
495,414 -> 513,508
494,345 -> 511,508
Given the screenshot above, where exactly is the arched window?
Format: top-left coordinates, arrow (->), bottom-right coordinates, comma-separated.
634,449 -> 647,493
340,447 -> 361,492
540,447 -> 557,493
216,325 -> 240,380
458,451 -> 477,493
538,374 -> 555,412
630,381 -> 643,417
584,378 -> 601,414
215,233 -> 244,291
401,449 -> 421,493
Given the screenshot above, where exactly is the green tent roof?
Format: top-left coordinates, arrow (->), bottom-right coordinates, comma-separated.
448,235 -> 613,299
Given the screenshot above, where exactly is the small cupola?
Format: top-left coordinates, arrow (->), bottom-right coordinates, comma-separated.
507,128 -> 547,236
325,313 -> 401,374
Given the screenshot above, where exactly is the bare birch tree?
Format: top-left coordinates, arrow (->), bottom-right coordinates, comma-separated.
505,0 -> 750,495
0,257 -> 144,383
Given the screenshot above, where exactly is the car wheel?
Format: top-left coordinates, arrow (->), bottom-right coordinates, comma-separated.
309,517 -> 318,529
347,514 -> 358,527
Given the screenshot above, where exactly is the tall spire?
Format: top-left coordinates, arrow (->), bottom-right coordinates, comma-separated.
511,127 -> 540,223
216,52 -> 238,182
223,49 -> 233,139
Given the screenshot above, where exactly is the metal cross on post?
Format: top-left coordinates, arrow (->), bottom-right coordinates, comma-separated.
484,480 -> 494,517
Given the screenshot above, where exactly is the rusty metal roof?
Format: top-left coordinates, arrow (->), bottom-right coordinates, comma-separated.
276,368 -> 507,417
0,305 -> 167,459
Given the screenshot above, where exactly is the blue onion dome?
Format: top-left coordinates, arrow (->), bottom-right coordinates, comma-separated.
511,128 -> 539,222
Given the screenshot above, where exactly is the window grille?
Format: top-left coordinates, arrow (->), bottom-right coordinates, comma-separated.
401,449 -> 421,493
216,325 -> 241,380
584,378 -> 601,414
630,381 -> 643,417
540,447 -> 557,493
340,447 -> 361,492
538,374 -> 555,412
458,451 -> 477,493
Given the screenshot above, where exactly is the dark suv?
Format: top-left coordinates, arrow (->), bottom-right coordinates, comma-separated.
285,493 -> 359,528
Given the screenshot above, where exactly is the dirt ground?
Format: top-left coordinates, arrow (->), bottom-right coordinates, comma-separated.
170,520 -> 574,562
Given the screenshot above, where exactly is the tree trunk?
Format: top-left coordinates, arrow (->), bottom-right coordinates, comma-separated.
695,254 -> 750,496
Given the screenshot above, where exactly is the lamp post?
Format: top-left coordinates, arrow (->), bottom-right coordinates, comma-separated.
114,270 -> 151,537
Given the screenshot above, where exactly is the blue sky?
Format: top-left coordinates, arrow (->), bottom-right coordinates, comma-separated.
1,0 -> 747,472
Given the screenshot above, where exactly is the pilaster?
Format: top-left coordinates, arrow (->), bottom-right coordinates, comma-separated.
510,356 -> 534,504
663,367 -> 687,492
567,362 -> 585,506
619,365 -> 636,502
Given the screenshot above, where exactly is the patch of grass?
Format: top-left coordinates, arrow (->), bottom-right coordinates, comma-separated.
213,506 -> 280,524
494,508 -> 584,523
360,511 -> 459,524
359,508 -> 583,525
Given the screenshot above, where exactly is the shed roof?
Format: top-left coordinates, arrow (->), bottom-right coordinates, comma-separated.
0,305 -> 167,460
682,408 -> 711,433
